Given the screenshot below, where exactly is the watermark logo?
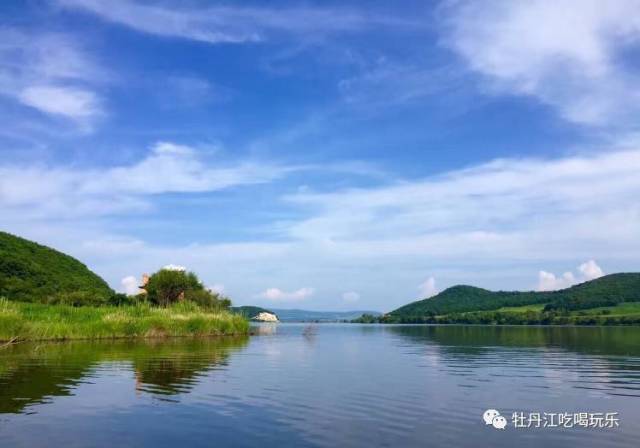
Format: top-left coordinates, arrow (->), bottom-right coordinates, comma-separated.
483,409 -> 620,430
483,409 -> 507,429
492,415 -> 508,429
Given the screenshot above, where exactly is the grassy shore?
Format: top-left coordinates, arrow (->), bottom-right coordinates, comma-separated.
0,298 -> 249,342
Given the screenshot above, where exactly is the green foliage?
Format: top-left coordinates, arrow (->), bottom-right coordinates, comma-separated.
543,273 -> 640,311
390,285 -> 552,318
184,289 -> 231,311
388,273 -> 640,320
0,298 -> 249,342
107,293 -> 138,306
0,231 -> 113,304
0,232 -> 235,312
145,269 -> 202,306
355,305 -> 640,326
144,269 -> 232,310
353,313 -> 379,323
231,305 -> 275,318
353,274 -> 640,325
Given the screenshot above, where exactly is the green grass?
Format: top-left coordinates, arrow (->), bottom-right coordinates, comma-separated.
495,304 -> 547,313
572,302 -> 640,317
495,302 -> 640,317
0,299 -> 249,342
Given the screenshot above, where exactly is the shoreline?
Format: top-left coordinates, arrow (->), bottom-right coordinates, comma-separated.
2,326 -> 273,344
352,322 -> 640,327
0,332 -> 250,345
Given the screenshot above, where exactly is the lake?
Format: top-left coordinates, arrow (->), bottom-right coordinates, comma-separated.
1,324 -> 639,447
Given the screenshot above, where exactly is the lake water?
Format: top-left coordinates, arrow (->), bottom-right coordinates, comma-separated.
1,324 -> 639,447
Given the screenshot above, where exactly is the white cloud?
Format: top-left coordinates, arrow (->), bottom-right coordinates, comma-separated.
342,291 -> 360,303
209,284 -> 225,295
163,264 -> 186,272
19,85 -> 101,120
537,271 -> 576,292
418,277 -> 438,298
121,275 -> 139,295
442,0 -> 640,125
0,141 -> 293,218
257,287 -> 314,302
58,0 -> 401,44
3,146 -> 638,311
578,259 -> 604,280
537,260 -> 604,291
0,28 -> 106,128
88,141 -> 292,195
285,148 -> 640,262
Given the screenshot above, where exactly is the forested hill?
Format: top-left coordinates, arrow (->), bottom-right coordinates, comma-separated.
389,273 -> 640,318
0,231 -> 113,304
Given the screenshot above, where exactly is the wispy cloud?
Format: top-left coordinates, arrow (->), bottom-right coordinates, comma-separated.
18,85 -> 102,120
339,60 -> 471,110
0,141 -> 294,218
0,28 -> 107,130
58,0 -> 406,44
257,287 -> 314,302
342,291 -> 360,303
441,0 -> 640,126
5,144 -> 639,309
284,147 -> 640,262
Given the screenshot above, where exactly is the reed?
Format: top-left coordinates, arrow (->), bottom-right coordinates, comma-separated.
0,298 -> 249,342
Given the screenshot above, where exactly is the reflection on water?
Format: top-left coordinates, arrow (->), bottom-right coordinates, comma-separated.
385,325 -> 640,399
0,337 -> 248,412
0,325 -> 639,448
387,325 -> 640,356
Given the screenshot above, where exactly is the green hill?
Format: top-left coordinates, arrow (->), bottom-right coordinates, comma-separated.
544,273 -> 640,311
388,273 -> 640,320
0,231 -> 113,304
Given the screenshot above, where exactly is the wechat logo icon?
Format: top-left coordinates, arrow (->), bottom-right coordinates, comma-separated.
483,409 -> 507,430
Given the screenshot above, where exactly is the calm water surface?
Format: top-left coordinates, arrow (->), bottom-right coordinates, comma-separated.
1,324 -> 639,447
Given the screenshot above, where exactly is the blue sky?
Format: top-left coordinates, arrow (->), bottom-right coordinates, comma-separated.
1,0 -> 640,311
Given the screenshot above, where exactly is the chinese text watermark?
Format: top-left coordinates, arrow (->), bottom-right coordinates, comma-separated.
483,409 -> 620,430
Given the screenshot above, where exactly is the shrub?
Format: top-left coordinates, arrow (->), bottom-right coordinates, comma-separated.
45,290 -> 111,307
145,270 -> 201,306
108,293 -> 137,306
184,289 -> 231,311
144,269 -> 231,310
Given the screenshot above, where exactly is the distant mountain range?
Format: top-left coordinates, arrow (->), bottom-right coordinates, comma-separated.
232,306 -> 381,322
272,308 -> 382,322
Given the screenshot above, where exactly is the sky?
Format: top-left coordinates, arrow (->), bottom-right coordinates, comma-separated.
1,0 -> 640,312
